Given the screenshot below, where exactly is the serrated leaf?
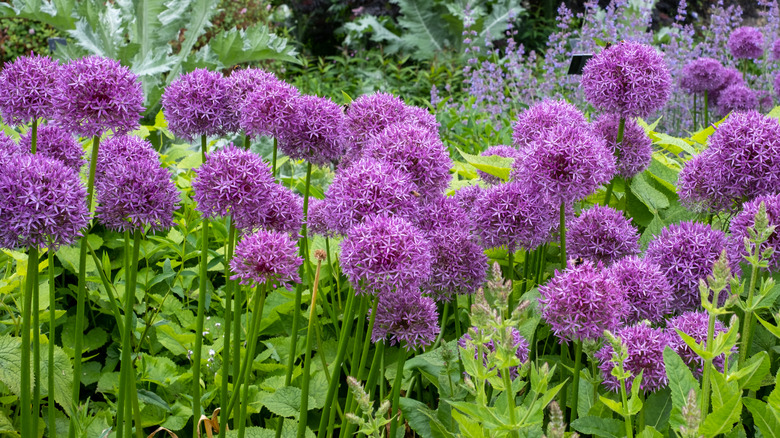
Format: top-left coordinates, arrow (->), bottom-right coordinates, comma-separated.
39,340 -> 75,415
479,1 -> 524,42
698,392 -> 741,437
730,350 -> 769,391
571,415 -> 625,438
0,335 -> 26,398
457,149 -> 514,181
664,347 -> 699,431
644,387 -> 671,433
208,22 -> 299,67
394,0 -> 451,59
261,386 -> 313,419
743,398 -> 780,438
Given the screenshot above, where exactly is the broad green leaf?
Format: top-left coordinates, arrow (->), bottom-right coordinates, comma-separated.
710,369 -> 738,411
457,149 -> 514,181
0,410 -> 17,436
730,350 -> 770,391
664,347 -> 699,431
395,0 -> 450,60
768,369 -> 780,411
160,400 -> 192,431
757,314 -> 780,340
39,341 -> 75,415
208,22 -> 299,67
0,335 -> 26,397
647,154 -> 679,191
639,214 -> 664,250
653,133 -> 695,156
479,1 -> 524,41
571,416 -> 625,438
260,386 -> 314,419
137,388 -> 171,412
698,392 -> 741,437
644,387 -> 672,433
165,0 -> 218,81
451,409 -> 485,438
743,398 -> 780,438
630,173 -> 669,212
766,105 -> 780,121
401,397 -> 455,438
598,395 -> 624,416
637,426 -> 664,438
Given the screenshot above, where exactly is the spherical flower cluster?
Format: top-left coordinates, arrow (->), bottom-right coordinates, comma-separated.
278,95 -> 346,165
716,84 -> 758,116
728,27 -> 764,59
19,125 -> 83,171
710,67 -> 744,106
320,158 -> 420,234
162,69 -> 232,140
340,215 -> 432,294
459,327 -> 530,378
677,151 -> 733,213
414,195 -> 473,239
538,259 -> 625,342
596,322 -> 671,393
53,55 -> 144,137
592,114 -> 652,179
404,105 -> 440,133
306,198 -> 332,237
667,311 -> 730,375
422,235 -> 487,301
226,67 -> 277,131
363,124 -> 452,199
679,58 -> 725,94
728,194 -> 780,272
0,154 -> 89,249
646,221 -> 729,313
607,256 -> 673,323
345,92 -> 408,152
230,229 -> 302,288
512,100 -> 587,148
567,205 -> 640,265
0,132 -> 24,163
240,78 -> 300,139
96,135 -> 159,177
454,184 -> 484,219
581,41 -> 672,118
242,184 -> 303,236
371,289 -> 440,351
191,144 -> 276,230
477,145 -> 521,185
774,40 -> 780,60
95,154 -> 179,233
474,181 -> 558,251
0,54 -> 60,124
512,125 -> 616,205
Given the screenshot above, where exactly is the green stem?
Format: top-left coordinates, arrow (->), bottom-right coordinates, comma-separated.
620,378 -> 634,438
342,297 -> 380,436
559,201 -> 567,266
298,257 -> 324,438
507,250 -> 515,316
30,119 -> 37,153
32,249 -> 40,438
693,94 -> 698,131
21,246 -> 38,438
231,273 -> 242,420
637,391 -> 645,432
703,91 -> 709,128
389,351 -> 408,438
521,249 -> 530,294
365,341 -> 385,401
603,180 -> 615,206
701,288 -> 720,422
237,283 -> 269,438
116,233 -> 131,438
739,263 -> 760,366
47,249 -> 56,436
69,134 -> 100,438
453,298 -> 462,341
271,137 -> 278,178
219,220 -> 236,438
192,135 -> 209,435
502,370 -> 519,437
118,231 -> 142,436
570,340 -> 583,423
244,134 -> 251,150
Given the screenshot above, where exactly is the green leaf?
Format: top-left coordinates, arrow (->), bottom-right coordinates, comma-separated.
208,22 -> 299,67
664,347 -> 699,432
630,173 -> 669,213
698,392 -> 741,437
637,426 -> 664,438
730,350 -> 770,391
401,397 -> 455,438
39,340 -> 75,415
451,409 -> 485,438
0,335 -> 26,398
598,395 -> 624,416
479,0 -> 524,42
0,410 -> 17,436
394,0 -> 450,59
571,416 -> 625,438
653,133 -> 695,156
137,388 -> 171,412
710,369 -> 738,411
644,387 -> 672,433
743,398 -> 780,438
457,149 -> 514,181
261,386 -> 314,419
165,0 -> 218,81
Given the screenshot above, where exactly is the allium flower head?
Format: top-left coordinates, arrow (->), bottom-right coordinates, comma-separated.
340,215 -> 432,294
679,58 -> 725,94
414,195 -> 473,241
0,132 -> 23,163
646,221 -> 729,313
96,135 -> 159,177
512,100 -> 587,148
592,114 -> 652,179
477,145 -> 521,185
538,259 -> 625,342
191,144 -> 276,230
54,55 -> 144,137
567,205 -> 640,265
596,322 -> 671,393
607,256 -> 673,323
404,105 -> 440,133
278,94 -> 346,165
363,123 -> 451,199
582,41 -> 672,118
667,311 -> 730,375
226,67 -> 277,131
0,54 -> 60,124
775,73 -> 780,99
677,150 -> 733,213
716,84 -> 758,116
474,181 -> 558,251
710,67 -> 744,105
321,158 -> 420,234
728,27 -> 764,59
371,289 -> 440,351
512,124 -> 616,204
239,77 -> 299,138
0,154 -> 89,249
345,92 -> 407,152
95,149 -> 179,232
162,69 -> 232,140
453,184 -> 484,219
728,194 -> 780,272
423,234 -> 487,301
459,327 -> 530,378
237,183 -> 303,236
306,197 -> 332,237
230,229 -> 302,288
20,124 -> 83,170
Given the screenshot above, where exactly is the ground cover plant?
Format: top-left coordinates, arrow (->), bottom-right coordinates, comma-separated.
2,1 -> 780,438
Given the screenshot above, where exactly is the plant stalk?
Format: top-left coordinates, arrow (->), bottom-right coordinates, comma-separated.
47,248 -> 56,435
237,283 -> 269,438
570,340 -> 583,423
298,256 -> 325,438
219,219 -> 237,438
559,201 -> 567,266
21,246 -> 38,438
739,263 -> 760,366
192,135 -> 209,435
388,351 -> 408,438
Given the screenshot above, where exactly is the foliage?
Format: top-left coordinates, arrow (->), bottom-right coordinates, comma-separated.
0,17 -> 62,63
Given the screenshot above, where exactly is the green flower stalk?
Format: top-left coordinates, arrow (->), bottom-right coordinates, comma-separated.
298,249 -> 327,438
192,134 -> 210,436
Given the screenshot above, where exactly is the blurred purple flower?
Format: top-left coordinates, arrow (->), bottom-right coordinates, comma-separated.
162,69 -> 232,140
596,322 -> 671,393
477,145 -> 521,185
512,100 -> 588,148
0,132 -> 24,164
773,39 -> 780,60
728,26 -> 764,59
567,205 -> 641,265
667,311 -> 730,376
728,194 -> 780,272
371,289 -> 440,351
607,256 -> 673,324
278,94 -> 346,166
709,67 -> 744,106
0,54 -> 60,124
592,114 -> 652,179
230,229 -> 302,288
20,124 -> 83,171
459,327 -> 530,378
716,84 -> 758,116
679,57 -> 725,94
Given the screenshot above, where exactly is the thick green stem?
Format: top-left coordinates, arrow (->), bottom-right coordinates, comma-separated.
47,249 -> 56,435
570,340 -> 583,423
244,134 -> 251,150
231,273 -> 242,420
701,289 -> 720,422
272,137 -> 278,178
69,135 -> 100,438
693,94 -> 698,131
298,257 -> 324,438
620,378 -> 634,438
507,250 -> 515,316
21,246 -> 38,438
192,135 -> 209,436
32,248 -> 40,438
453,298 -> 462,341
603,181 -> 615,207
502,370 -> 519,437
389,351 -> 408,438
219,220 -> 237,438
740,264 -> 760,366
30,119 -> 37,153
237,283 -> 268,438
703,91 -> 709,128
123,231 -> 142,436
342,298 -> 380,437
559,201 -> 567,266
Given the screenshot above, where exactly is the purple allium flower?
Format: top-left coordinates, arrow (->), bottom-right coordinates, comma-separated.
538,259 -> 625,343
728,194 -> 780,272
773,39 -> 780,60
709,67 -> 744,106
95,152 -> 179,233
607,256 -> 673,324
567,205 -> 640,265
237,183 -> 303,236
306,197 -> 332,237
0,154 -> 89,249
96,135 -> 159,177
727,26 -> 764,59
422,235 -> 487,301
345,92 -> 408,153
473,181 -> 558,251
278,95 -> 346,166
53,55 -> 144,137
404,105 -> 440,133
512,125 -> 616,205
191,144 -> 276,230
414,195 -> 473,240
230,229 -> 302,288
716,84 -> 758,116
667,311 -> 730,375
19,124 -> 83,171
592,114 -> 652,179
320,158 -> 420,234
239,77 -> 299,139
459,327 -> 530,378
679,58 -> 725,94
226,67 -> 278,132
0,54 -> 60,124
340,215 -> 432,294
646,221 -> 729,313
371,289 -> 440,351
162,69 -> 232,140
581,41 -> 672,118
0,132 -> 23,163
512,100 -> 588,148
453,184 -> 484,220
677,150 -> 733,213
477,145 -> 521,185
596,322 -> 670,393
363,124 -> 451,199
